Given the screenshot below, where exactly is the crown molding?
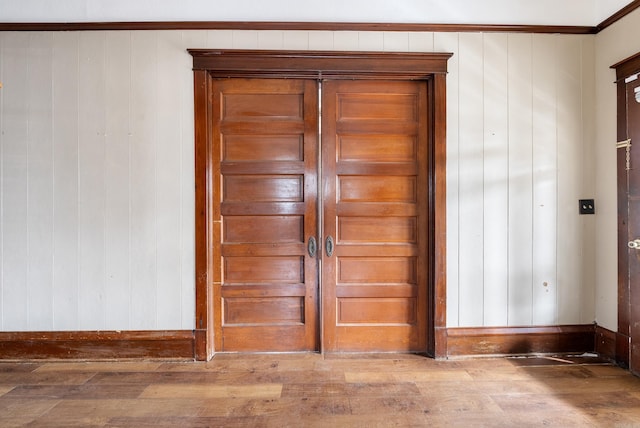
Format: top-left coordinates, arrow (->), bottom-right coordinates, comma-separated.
597,0 -> 640,31
0,21 -> 599,34
2,0 -> 640,34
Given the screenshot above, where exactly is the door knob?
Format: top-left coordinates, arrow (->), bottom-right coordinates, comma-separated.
308,237 -> 317,258
325,236 -> 334,257
629,239 -> 640,249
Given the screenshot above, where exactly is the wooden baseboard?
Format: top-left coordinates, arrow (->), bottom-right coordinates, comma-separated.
0,325 -> 616,360
595,325 -> 617,362
0,330 -> 195,360
446,324 -> 596,357
593,325 -> 631,367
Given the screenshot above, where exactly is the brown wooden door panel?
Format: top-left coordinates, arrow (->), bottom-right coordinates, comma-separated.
213,78 -> 319,352
221,94 -> 304,119
223,135 -> 303,162
223,256 -> 303,283
322,80 -> 428,352
338,176 -> 417,202
223,176 -> 304,202
338,135 -> 417,162
338,257 -> 417,283
333,326 -> 419,352
213,78 -> 429,353
337,298 -> 417,323
224,297 -> 305,324
336,93 -> 419,120
221,326 -> 309,352
626,80 -> 640,374
223,216 -> 304,243
338,216 -> 417,243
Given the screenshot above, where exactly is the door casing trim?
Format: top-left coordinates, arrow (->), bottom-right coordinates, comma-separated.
612,52 -> 640,370
189,49 -> 452,360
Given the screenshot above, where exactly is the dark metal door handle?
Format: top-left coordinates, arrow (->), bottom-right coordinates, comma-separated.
325,235 -> 334,257
308,237 -> 317,258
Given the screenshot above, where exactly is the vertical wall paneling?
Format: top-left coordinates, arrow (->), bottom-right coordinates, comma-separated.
357,32 -> 383,51
204,30 -> 232,49
383,32 -> 409,51
457,33 -> 485,326
580,35 -> 596,324
257,31 -> 284,49
78,32 -> 107,329
2,33 -> 30,330
0,29 -> 599,333
156,31 -> 183,329
282,31 -> 309,50
507,34 -> 534,326
531,35 -> 559,325
104,31 -> 132,329
130,31 -> 158,329
482,33 -> 509,326
409,32 -> 435,53
592,7 -> 635,332
556,36 -> 584,324
27,32 -> 54,330
181,31 -> 205,329
52,32 -> 80,330
434,32 -> 460,327
308,31 -> 334,50
333,31 -> 359,51
231,30 -> 259,49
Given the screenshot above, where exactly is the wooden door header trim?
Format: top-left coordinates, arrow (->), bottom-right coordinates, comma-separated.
612,51 -> 640,81
188,49 -> 453,79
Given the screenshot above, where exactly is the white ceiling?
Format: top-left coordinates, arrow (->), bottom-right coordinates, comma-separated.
0,0 -> 634,26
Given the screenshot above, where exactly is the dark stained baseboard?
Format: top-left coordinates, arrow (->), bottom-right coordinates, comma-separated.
594,325 -> 630,368
595,325 -> 617,362
0,330 -> 195,360
0,325 -> 619,361
446,324 -> 596,357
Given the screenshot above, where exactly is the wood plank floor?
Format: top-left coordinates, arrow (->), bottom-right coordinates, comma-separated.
1,353 -> 640,427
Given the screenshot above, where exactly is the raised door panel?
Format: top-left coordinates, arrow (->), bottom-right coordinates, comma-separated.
213,78 -> 319,352
322,80 -> 428,352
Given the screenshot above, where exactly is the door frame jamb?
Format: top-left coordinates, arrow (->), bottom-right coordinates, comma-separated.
189,49 -> 452,360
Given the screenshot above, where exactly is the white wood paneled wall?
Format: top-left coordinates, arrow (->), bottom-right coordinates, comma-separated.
0,30 -> 595,331
594,7 -> 640,332
445,32 -> 595,327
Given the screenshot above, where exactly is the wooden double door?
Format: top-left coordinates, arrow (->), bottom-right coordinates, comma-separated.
213,77 -> 429,353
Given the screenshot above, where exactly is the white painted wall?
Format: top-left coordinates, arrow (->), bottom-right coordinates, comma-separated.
446,32 -> 596,327
0,0 -> 633,26
594,8 -> 640,331
0,29 -> 597,331
0,31 -> 197,330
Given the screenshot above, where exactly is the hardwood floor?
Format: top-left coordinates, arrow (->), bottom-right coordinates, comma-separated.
1,353 -> 639,427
